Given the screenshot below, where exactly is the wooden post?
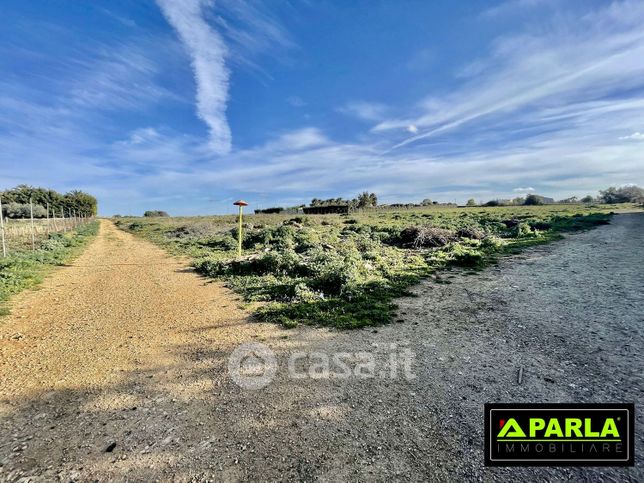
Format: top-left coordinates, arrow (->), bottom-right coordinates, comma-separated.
233,200 -> 248,257
237,205 -> 243,257
61,207 -> 66,233
46,202 -> 50,234
0,196 -> 6,257
30,198 -> 36,251
52,206 -> 58,232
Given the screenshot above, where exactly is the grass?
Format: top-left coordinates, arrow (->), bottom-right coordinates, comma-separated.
114,204 -> 628,329
0,221 -> 99,317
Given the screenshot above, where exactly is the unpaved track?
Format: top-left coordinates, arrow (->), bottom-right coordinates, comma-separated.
0,220 -> 285,481
0,215 -> 642,482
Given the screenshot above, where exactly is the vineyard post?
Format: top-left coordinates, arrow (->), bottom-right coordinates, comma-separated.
52,206 -> 58,231
30,198 -> 36,251
0,196 -> 6,257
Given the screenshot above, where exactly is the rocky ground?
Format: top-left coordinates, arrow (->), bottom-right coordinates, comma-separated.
0,215 -> 642,482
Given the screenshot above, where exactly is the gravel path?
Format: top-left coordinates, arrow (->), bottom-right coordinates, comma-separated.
0,215 -> 642,481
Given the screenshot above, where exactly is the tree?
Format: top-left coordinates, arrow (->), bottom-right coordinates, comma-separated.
64,190 -> 98,216
1,202 -> 47,219
1,185 -> 97,215
356,191 -> 377,208
144,210 -> 169,217
524,194 -> 544,205
581,195 -> 594,203
421,198 -> 433,206
466,198 -> 477,206
599,185 -> 644,204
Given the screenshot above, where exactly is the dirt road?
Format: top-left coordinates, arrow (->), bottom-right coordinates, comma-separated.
1,215 -> 642,481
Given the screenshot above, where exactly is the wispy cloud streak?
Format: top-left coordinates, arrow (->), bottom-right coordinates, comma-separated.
156,0 -> 231,154
380,1 -> 644,151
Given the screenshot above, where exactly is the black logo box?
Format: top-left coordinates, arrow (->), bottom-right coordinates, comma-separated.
484,403 -> 634,466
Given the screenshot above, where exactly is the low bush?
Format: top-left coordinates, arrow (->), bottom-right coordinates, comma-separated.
399,226 -> 457,248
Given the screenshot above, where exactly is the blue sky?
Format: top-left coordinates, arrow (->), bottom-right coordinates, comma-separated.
1,0 -> 643,215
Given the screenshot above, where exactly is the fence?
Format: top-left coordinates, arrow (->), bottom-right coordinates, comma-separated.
0,199 -> 93,257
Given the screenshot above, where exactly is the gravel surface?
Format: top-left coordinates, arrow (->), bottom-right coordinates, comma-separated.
0,215 -> 642,482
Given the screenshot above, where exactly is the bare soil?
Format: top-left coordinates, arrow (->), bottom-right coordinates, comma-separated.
1,215 -> 642,482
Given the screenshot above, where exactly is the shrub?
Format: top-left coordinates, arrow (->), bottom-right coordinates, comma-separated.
3,202 -> 47,218
456,226 -> 485,239
524,194 -> 544,205
40,234 -> 69,251
450,244 -> 485,267
599,185 -> 644,204
167,223 -> 213,238
399,226 -> 457,248
144,210 -> 169,217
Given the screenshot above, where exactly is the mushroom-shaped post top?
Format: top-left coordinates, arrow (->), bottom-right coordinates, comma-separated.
233,200 -> 248,207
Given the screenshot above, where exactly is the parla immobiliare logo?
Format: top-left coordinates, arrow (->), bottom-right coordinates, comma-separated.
485,403 -> 634,466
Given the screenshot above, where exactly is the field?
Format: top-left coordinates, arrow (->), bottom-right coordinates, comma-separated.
114,204 -> 619,329
0,221 -> 99,316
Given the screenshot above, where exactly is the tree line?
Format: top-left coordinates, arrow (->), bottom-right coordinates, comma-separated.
473,185 -> 644,207
0,185 -> 97,219
310,191 -> 378,209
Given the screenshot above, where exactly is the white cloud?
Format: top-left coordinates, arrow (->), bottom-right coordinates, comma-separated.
124,127 -> 162,145
482,0 -> 552,19
3,1 -> 644,215
214,0 -> 294,63
156,0 -> 232,155
339,101 -> 388,121
619,131 -> 644,140
269,128 -> 329,150
380,1 -> 644,151
513,187 -> 535,192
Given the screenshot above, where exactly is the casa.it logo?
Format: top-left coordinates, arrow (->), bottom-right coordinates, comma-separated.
227,342 -> 277,390
485,403 -> 634,466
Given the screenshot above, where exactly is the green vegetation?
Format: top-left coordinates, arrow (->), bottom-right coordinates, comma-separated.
144,210 -> 170,217
598,185 -> 644,204
114,204 -> 623,329
0,221 -> 99,316
1,184 -> 98,218
310,191 -> 378,209
480,184 -> 643,207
